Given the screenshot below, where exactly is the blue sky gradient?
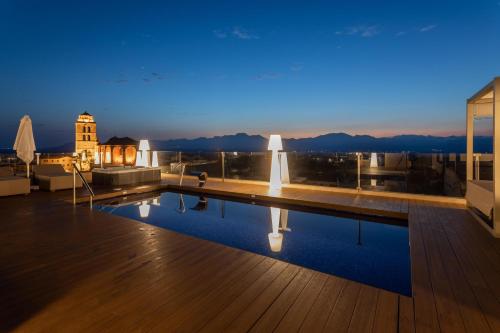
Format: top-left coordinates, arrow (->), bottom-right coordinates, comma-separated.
1,0 -> 500,147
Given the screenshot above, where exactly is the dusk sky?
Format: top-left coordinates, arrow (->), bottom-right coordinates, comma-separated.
1,0 -> 500,148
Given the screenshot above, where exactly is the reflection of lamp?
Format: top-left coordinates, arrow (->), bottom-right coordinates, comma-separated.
268,135 -> 283,191
152,151 -> 159,167
139,200 -> 150,218
135,151 -> 143,167
81,150 -> 87,161
139,139 -> 150,167
371,178 -> 377,186
268,207 -> 283,252
94,151 -> 100,165
105,151 -> 111,164
279,209 -> 291,231
370,152 -> 378,168
152,197 -> 160,206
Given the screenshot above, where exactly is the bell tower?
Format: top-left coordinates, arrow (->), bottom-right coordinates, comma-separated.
75,111 -> 98,167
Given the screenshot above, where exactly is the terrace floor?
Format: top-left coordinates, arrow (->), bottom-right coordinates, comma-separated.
1,178 -> 500,332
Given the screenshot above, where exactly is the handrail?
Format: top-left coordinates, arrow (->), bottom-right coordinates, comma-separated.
72,162 -> 95,209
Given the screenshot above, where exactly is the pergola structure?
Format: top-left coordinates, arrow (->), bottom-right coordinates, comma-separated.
466,77 -> 500,237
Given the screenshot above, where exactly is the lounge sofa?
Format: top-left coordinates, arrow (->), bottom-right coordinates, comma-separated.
33,165 -> 82,192
0,167 -> 30,196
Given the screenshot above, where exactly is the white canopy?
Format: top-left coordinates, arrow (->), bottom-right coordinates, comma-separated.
466,77 -> 500,237
13,115 -> 36,178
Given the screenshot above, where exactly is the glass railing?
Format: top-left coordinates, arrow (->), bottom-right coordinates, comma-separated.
2,150 -> 492,198
154,151 -> 477,197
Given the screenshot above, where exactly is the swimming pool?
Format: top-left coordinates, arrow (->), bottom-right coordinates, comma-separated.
95,191 -> 411,295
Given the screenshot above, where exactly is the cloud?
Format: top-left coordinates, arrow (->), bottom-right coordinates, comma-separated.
114,79 -> 128,84
254,73 -> 281,81
213,30 -> 227,39
336,25 -> 380,38
290,63 -> 303,72
232,27 -> 259,39
143,78 -> 151,83
396,31 -> 406,37
214,27 -> 260,40
419,24 -> 437,32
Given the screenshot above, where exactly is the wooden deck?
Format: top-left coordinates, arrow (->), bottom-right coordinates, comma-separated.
0,182 -> 499,332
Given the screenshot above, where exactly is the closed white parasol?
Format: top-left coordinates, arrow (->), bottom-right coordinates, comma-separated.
13,115 -> 36,178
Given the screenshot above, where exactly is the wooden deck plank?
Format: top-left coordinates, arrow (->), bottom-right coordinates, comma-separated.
425,205 -> 492,333
298,276 -> 347,332
323,281 -> 362,332
408,203 -> 441,333
221,265 -> 301,332
372,290 -> 398,333
437,207 -> 500,332
417,205 -> 467,333
248,268 -> 314,332
398,295 -> 416,333
154,258 -> 276,332
274,271 -> 328,333
347,284 -> 379,333
197,261 -> 289,333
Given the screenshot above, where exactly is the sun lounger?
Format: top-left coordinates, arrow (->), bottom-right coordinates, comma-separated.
0,167 -> 30,196
33,164 -> 82,192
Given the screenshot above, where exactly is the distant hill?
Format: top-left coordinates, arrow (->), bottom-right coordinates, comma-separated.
152,132 -> 492,153
37,142 -> 75,153
14,132 -> 493,153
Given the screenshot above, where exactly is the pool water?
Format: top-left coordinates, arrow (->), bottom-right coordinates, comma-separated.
96,191 -> 411,295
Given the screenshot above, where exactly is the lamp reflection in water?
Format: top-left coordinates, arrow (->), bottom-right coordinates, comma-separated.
139,200 -> 150,218
268,207 -> 285,252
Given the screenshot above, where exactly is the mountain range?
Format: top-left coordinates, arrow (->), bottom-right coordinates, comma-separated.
4,132 -> 492,154
148,132 -> 492,153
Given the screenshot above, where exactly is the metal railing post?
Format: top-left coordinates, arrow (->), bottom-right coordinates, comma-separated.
221,152 -> 225,182
73,160 -> 95,210
474,153 -> 481,180
73,164 -> 76,205
356,152 -> 361,191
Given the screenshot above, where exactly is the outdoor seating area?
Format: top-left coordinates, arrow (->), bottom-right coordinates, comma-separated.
0,167 -> 30,196
33,164 -> 82,192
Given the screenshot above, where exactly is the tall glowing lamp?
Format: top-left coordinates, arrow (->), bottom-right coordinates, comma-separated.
268,135 -> 283,191
151,151 -> 159,168
139,139 -> 150,167
370,152 -> 378,168
135,151 -> 143,167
